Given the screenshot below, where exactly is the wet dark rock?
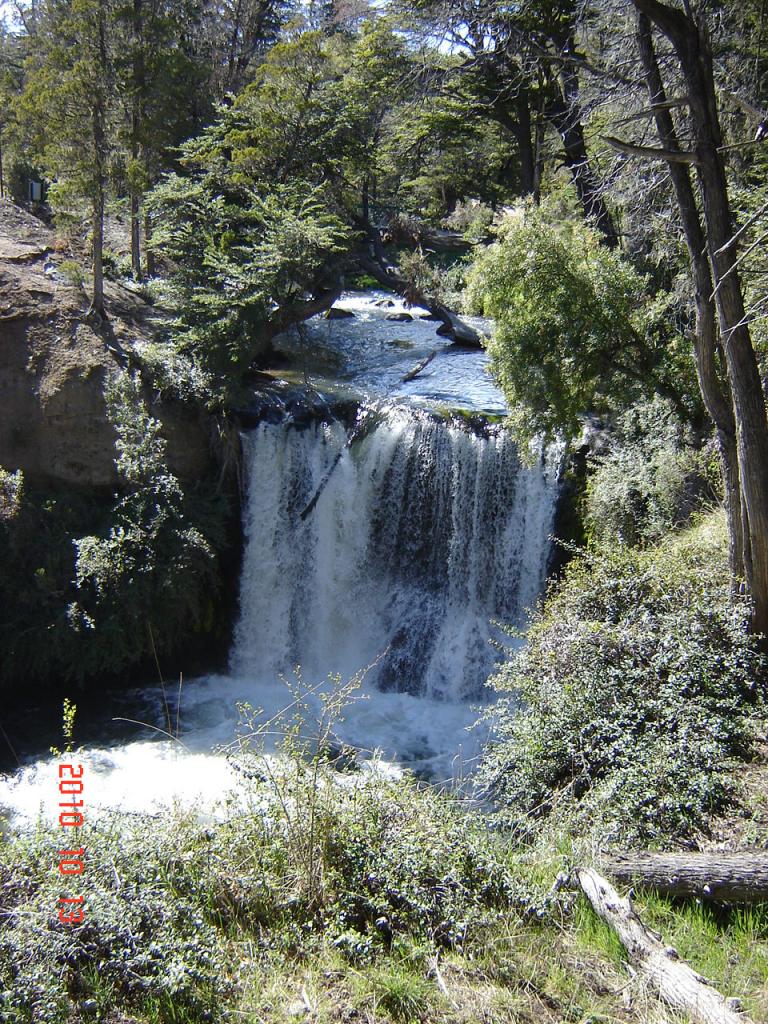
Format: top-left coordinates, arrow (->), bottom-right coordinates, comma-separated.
325,307 -> 356,320
386,312 -> 414,322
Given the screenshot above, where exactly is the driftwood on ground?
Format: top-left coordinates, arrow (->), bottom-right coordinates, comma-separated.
604,852 -> 768,903
575,867 -> 753,1024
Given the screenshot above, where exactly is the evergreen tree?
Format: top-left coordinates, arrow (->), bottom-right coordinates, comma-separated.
20,0 -> 115,315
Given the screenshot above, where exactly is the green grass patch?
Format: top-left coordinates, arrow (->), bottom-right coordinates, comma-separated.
638,894 -> 768,1021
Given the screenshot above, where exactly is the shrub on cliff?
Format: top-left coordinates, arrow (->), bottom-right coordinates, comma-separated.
0,372 -> 227,689
479,515 -> 765,847
147,177 -> 349,395
585,398 -> 718,548
68,372 -> 222,677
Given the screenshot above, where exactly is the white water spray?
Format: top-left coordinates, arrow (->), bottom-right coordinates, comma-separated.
233,406 -> 560,702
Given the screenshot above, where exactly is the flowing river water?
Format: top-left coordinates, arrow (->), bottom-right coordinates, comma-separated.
0,293 -> 561,820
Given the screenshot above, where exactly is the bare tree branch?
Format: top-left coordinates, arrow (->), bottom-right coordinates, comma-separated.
602,134 -> 699,163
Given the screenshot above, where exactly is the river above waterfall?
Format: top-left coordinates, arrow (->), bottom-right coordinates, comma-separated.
274,291 -> 505,415
0,292 -> 561,823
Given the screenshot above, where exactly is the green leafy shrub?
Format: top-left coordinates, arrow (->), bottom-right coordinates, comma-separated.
0,468 -> 23,521
57,258 -> 85,288
224,675 -> 552,955
0,763 -> 555,1022
68,371 -> 221,676
147,175 -> 349,396
479,517 -> 765,847
398,248 -> 465,311
101,248 -> 132,280
443,198 -> 494,241
0,817 -> 227,1023
0,371 -> 229,690
465,200 -> 697,445
135,337 -> 213,402
585,398 -> 718,547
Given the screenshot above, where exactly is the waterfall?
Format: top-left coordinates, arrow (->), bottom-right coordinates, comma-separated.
0,404 -> 563,821
231,405 -> 561,703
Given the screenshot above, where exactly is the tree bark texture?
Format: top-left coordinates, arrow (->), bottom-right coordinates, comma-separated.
576,867 -> 754,1024
636,12 -> 745,582
604,852 -> 768,903
633,0 -> 768,637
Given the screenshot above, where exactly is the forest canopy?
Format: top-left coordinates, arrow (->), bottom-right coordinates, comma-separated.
2,0 -> 768,629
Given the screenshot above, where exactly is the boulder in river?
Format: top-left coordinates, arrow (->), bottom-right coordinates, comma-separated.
325,307 -> 356,320
386,312 -> 414,322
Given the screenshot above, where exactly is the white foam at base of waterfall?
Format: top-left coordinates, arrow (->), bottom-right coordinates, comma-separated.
0,406 -> 560,823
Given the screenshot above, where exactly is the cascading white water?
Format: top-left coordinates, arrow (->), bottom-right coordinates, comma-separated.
0,399 -> 562,820
232,405 -> 560,703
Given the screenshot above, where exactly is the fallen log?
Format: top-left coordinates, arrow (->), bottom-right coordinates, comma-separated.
353,218 -> 482,348
298,413 -> 375,521
401,350 -> 437,382
575,867 -> 753,1024
604,852 -> 768,903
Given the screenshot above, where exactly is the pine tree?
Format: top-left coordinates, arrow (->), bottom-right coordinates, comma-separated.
21,0 -> 115,316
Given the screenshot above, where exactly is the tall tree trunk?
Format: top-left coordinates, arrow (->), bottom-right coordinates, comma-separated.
130,187 -> 141,278
532,82 -> 545,204
634,0 -> 768,638
91,0 -> 109,315
144,211 -> 155,277
545,38 -> 619,247
90,0 -> 108,317
513,92 -> 535,196
636,12 -> 745,583
130,0 -> 144,279
91,137 -> 105,317
489,94 -> 536,197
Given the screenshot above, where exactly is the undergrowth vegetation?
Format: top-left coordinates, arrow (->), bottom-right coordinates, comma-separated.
0,370 -> 232,690
4,736 -> 767,1023
480,512 -> 766,847
0,768 -> 558,1024
585,398 -> 718,547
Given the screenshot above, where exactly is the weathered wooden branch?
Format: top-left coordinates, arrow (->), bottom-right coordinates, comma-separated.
604,852 -> 768,903
575,868 -> 753,1024
613,96 -> 690,127
298,413 -> 375,522
722,90 -> 766,122
601,134 -> 700,164
714,199 -> 768,255
267,281 -> 343,342
401,350 -> 437,382
353,218 -> 482,347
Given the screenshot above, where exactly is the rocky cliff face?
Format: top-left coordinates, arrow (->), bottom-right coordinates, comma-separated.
0,200 -> 240,695
0,200 -> 214,489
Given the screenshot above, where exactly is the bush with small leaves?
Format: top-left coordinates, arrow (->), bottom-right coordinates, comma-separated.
465,200 -> 697,446
69,371 -> 221,677
0,818 -> 227,1023
0,759 -> 558,1022
585,398 -> 718,547
479,516 -> 765,847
